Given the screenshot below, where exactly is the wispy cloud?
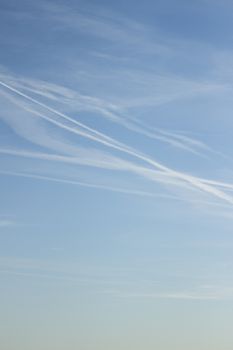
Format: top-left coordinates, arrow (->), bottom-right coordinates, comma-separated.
1,77 -> 233,208
0,72 -> 224,159
1,1 -> 233,211
0,217 -> 16,228
109,291 -> 220,301
0,169 -> 174,199
105,285 -> 233,301
3,255 -> 233,300
37,0 -> 171,56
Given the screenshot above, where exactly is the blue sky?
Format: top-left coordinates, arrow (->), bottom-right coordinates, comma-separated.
1,0 -> 233,349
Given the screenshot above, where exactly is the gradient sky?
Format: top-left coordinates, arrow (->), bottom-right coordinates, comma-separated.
1,0 -> 233,349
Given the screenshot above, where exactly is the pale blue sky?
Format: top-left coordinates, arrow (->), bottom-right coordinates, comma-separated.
1,0 -> 233,349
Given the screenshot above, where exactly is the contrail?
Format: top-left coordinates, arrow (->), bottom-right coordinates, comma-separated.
0,80 -> 125,149
1,79 -> 233,204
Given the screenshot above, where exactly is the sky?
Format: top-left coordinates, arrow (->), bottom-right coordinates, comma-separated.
1,0 -> 233,349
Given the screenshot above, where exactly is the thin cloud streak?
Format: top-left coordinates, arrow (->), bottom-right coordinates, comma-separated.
1,79 -> 233,204
111,291 -> 221,300
1,165 -> 233,213
0,81 -> 127,150
0,73 -> 219,157
0,219 -> 15,228
0,170 -> 178,199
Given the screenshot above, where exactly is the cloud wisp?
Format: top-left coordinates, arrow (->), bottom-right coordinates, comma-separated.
0,219 -> 15,228
1,77 -> 233,208
0,72 -> 222,158
2,255 -> 233,301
